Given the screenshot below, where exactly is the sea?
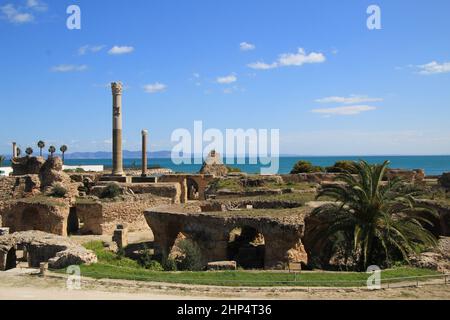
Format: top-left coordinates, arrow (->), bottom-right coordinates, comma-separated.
63,156 -> 450,176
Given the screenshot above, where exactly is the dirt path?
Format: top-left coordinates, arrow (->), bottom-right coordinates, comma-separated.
0,270 -> 449,300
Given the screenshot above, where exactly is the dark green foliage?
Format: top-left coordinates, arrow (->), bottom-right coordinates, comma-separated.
162,256 -> 178,271
311,160 -> 438,271
100,183 -> 122,199
439,173 -> 450,191
326,160 -> 358,174
51,183 -> 67,198
290,160 -> 323,174
176,239 -> 203,271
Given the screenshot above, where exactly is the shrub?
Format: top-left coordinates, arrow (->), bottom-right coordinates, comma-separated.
439,173 -> 450,191
100,183 -> 122,198
51,183 -> 67,198
162,256 -> 178,271
176,239 -> 203,271
290,160 -> 323,174
327,161 -> 358,174
138,244 -> 163,271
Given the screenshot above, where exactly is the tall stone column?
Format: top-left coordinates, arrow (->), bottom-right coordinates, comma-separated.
12,142 -> 17,159
141,130 -> 148,177
111,82 -> 124,176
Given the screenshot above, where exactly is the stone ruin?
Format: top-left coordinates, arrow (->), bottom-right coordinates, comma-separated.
0,230 -> 97,271
144,203 -> 309,269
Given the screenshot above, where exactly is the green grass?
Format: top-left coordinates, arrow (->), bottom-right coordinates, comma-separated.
75,264 -> 440,287
69,241 -> 441,287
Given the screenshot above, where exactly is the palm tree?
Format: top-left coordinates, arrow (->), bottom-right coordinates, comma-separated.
0,155 -> 5,167
25,147 -> 33,157
60,145 -> 68,163
310,160 -> 437,271
16,147 -> 21,157
48,146 -> 56,158
37,140 -> 45,157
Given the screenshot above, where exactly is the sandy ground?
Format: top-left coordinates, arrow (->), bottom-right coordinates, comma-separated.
0,269 -> 449,300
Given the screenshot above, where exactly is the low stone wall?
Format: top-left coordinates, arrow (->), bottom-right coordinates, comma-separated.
280,173 -> 340,184
76,195 -> 172,235
0,199 -> 70,236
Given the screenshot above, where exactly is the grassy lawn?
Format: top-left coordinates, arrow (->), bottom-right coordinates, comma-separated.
60,241 -> 442,287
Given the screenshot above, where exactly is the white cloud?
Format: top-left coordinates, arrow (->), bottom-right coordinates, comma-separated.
240,42 -> 255,51
248,48 -> 325,70
108,46 -> 135,55
26,0 -> 47,11
51,64 -> 88,72
1,4 -> 34,24
311,105 -> 377,116
417,61 -> 450,75
247,61 -> 277,70
216,74 -> 237,84
78,45 -> 105,55
315,95 -> 383,104
143,82 -> 167,93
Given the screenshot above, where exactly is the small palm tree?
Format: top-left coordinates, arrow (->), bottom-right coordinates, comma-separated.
37,140 -> 45,157
25,147 -> 33,157
310,160 -> 437,271
0,155 -> 5,167
60,145 -> 68,163
48,146 -> 56,158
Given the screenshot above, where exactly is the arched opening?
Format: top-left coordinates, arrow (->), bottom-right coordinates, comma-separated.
5,248 -> 17,270
187,178 -> 200,200
227,226 -> 265,269
67,207 -> 80,235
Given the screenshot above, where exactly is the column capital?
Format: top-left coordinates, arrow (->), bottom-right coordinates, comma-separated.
111,82 -> 123,95
141,129 -> 148,136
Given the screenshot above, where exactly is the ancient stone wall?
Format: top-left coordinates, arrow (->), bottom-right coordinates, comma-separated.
144,205 -> 309,269
0,199 -> 70,236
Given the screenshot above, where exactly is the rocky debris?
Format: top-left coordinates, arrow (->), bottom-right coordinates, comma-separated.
207,260 -> 237,271
0,230 -> 97,270
385,168 -> 425,183
410,237 -> 450,273
199,150 -> 228,177
11,156 -> 45,176
39,157 -> 71,189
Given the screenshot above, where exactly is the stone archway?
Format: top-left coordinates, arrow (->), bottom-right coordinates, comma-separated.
227,226 -> 265,269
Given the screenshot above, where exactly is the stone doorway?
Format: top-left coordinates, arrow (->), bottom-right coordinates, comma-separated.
67,207 -> 80,235
227,226 -> 265,269
187,178 -> 200,200
5,248 -> 17,270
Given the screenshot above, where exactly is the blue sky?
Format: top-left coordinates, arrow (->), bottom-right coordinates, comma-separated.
0,0 -> 449,156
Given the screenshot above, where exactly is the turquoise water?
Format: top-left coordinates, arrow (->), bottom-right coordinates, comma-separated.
64,156 -> 450,176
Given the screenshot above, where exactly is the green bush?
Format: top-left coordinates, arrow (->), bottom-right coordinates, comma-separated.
50,183 -> 67,198
162,257 -> 178,271
439,173 -> 450,191
326,161 -> 358,174
290,160 -> 323,174
101,183 -> 122,198
176,239 -> 203,271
